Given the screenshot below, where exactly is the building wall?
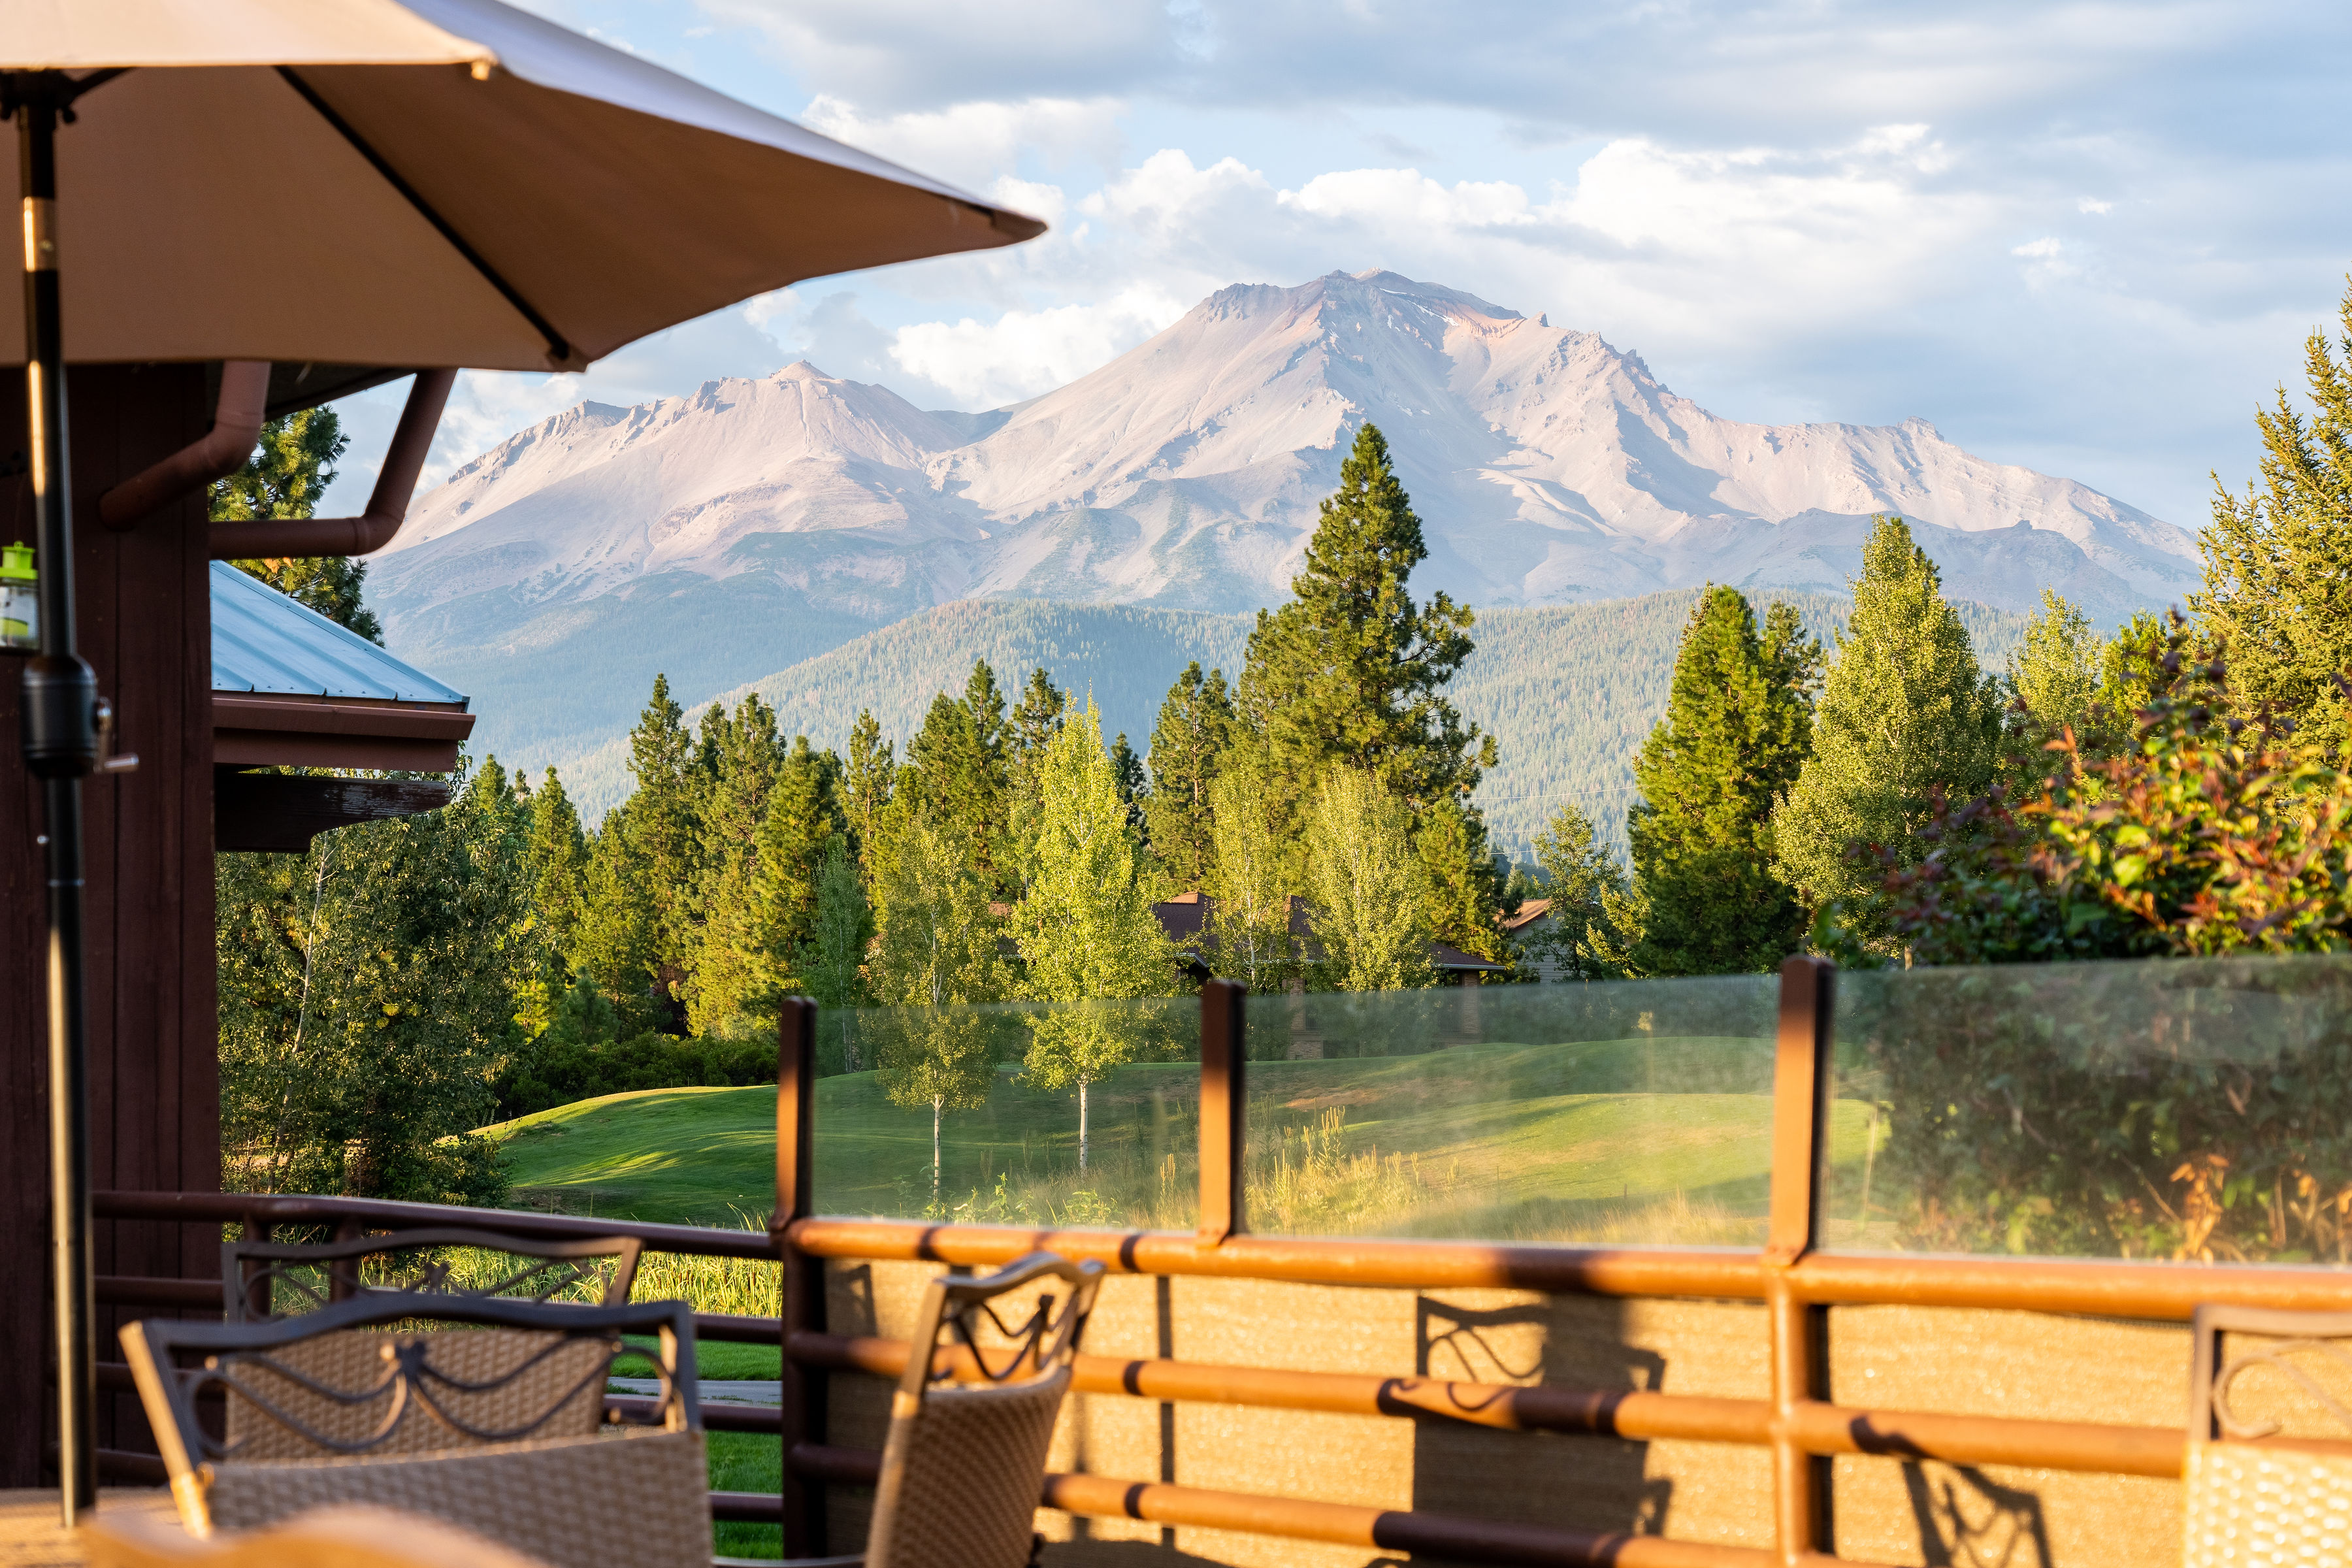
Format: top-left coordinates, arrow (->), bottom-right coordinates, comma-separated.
0,365 -> 220,1486
821,1262 -> 2189,1568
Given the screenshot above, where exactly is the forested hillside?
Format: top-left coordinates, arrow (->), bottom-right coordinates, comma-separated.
1463,593 -> 2029,849
553,589 -> 2029,850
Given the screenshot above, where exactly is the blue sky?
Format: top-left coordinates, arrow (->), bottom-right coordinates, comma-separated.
323,0 -> 2352,538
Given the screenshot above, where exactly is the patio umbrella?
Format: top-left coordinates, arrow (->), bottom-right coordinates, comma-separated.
3,0 -> 1045,1520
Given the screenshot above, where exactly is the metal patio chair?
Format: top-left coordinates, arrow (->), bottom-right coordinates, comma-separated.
221,1227 -> 644,1322
827,1250 -> 1106,1568
122,1293 -> 710,1568
2183,1303 -> 2352,1567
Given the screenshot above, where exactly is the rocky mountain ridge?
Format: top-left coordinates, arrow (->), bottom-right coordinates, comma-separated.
370,269 -> 2197,773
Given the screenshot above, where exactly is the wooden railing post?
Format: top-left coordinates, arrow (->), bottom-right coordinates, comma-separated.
1765,955 -> 1835,1567
1198,980 -> 1247,1245
773,996 -> 826,1556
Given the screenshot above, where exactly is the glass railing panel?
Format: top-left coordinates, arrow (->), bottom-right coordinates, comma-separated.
1822,955 -> 2352,1263
812,996 -> 1200,1229
1237,977 -> 1780,1243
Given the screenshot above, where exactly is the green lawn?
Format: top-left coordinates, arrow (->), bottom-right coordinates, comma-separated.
484,1035 -> 1880,1247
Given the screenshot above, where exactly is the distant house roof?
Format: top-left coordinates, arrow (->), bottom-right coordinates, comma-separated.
1151,892 -> 1509,976
210,563 -> 474,773
1501,898 -> 1552,934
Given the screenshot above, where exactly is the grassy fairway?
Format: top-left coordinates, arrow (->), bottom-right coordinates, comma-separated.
484,1034 -> 1880,1245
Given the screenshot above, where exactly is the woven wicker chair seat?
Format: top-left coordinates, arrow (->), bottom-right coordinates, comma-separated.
2184,1439 -> 2352,1567
221,1328 -> 611,1460
206,1429 -> 710,1568
866,1368 -> 1068,1568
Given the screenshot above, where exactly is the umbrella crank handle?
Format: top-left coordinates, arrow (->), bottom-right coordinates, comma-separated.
92,697 -> 137,776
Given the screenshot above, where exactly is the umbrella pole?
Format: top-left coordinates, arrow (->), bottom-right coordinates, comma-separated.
15,84 -> 101,1524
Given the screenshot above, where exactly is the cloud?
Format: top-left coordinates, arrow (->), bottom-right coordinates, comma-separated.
889,287 -> 1192,408
798,95 -> 1125,191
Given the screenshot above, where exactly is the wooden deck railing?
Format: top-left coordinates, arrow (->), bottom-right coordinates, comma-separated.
90,963 -> 2352,1568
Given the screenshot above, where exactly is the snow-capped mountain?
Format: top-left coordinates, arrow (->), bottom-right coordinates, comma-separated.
370,270 -> 2198,766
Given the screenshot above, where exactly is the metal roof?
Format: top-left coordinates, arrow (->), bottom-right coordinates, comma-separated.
210,563 -> 468,707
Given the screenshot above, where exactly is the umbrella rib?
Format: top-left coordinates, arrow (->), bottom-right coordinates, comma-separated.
276,66 -> 574,368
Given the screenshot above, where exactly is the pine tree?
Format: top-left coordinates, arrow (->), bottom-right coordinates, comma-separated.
680,695 -> 787,1034
1013,702 -> 1174,1170
1237,423 -> 1496,827
2195,277 -> 2352,754
1003,668 -> 1069,894
870,820 -> 1011,1201
1524,801 -> 1634,981
571,803 -> 662,1031
747,736 -> 843,983
1109,731 -> 1148,842
619,676 -> 700,997
525,768 -> 588,954
1774,518 -> 2004,922
1416,795 -> 1505,960
796,836 -> 874,1069
1142,662 -> 1233,892
1624,587 -> 1817,975
1301,768 -> 1435,992
210,404 -> 381,642
844,710 -> 893,877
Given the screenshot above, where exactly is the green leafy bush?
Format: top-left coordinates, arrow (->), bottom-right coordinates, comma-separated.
493,1031 -> 777,1120
1819,626 -> 2352,1260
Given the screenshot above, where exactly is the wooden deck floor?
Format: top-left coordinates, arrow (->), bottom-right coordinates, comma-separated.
0,1492 -> 177,1568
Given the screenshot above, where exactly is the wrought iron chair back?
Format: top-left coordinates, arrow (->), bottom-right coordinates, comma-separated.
123,1292 -> 703,1549
221,1227 -> 643,1322
863,1252 -> 1104,1568
2183,1304 -> 2352,1568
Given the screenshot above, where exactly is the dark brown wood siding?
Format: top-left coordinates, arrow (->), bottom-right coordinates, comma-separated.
0,364 -> 219,1486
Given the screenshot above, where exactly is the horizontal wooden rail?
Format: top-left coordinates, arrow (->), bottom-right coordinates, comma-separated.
789,1329 -> 2188,1478
95,1190 -> 780,1260
788,1219 -> 1763,1298
96,1275 -> 221,1310
782,1442 -> 1817,1568
785,1217 -> 2352,1322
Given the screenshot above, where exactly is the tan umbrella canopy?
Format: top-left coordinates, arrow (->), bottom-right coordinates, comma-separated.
3,0 -> 1042,379
3,0 -> 1044,1524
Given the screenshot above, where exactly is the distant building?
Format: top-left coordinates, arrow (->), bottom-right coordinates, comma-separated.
1149,891 -> 1509,985
1501,898 -> 1575,982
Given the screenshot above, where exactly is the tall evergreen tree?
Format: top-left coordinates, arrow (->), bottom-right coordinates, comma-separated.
870,820 -> 1011,1200
515,766 -> 589,1036
1109,731 -> 1148,842
619,675 -> 700,994
1624,587 -> 1818,975
1775,518 -> 2004,922
1416,796 -> 1505,961
1014,700 -> 1175,1169
844,709 -> 893,875
571,803 -> 662,1030
1004,668 -> 1069,894
1237,423 -> 1495,827
1524,801 -> 1635,981
1301,768 -> 1435,992
210,404 -> 381,642
796,836 -> 874,1069
2194,277 -> 2352,753
1142,662 -> 1233,892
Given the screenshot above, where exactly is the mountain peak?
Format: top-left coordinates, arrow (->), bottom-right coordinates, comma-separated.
382,270 -> 2196,642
